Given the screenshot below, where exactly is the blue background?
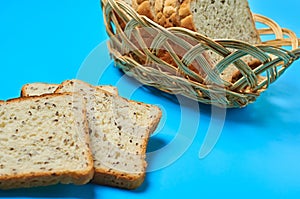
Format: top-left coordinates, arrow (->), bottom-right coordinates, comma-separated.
1,0 -> 300,198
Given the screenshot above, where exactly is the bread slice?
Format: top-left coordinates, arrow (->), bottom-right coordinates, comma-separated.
0,93 -> 94,190
52,80 -> 162,189
21,82 -> 118,97
178,0 -> 261,83
179,0 -> 260,44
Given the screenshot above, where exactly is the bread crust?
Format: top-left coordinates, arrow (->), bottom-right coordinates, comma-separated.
0,168 -> 94,190
7,92 -> 69,103
0,93 -> 94,190
244,2 -> 261,44
21,82 -> 118,97
133,0 -> 155,21
92,168 -> 146,190
20,83 -> 59,97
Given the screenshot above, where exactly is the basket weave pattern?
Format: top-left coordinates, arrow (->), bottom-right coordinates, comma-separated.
102,0 -> 300,108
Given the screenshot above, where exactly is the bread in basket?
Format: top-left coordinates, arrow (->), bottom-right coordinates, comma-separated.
101,0 -> 300,108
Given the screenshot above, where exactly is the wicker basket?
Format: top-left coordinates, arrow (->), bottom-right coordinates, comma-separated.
101,0 -> 300,108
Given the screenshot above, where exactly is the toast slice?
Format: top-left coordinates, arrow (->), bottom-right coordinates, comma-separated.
28,80 -> 161,189
0,93 -> 94,189
21,82 -> 118,97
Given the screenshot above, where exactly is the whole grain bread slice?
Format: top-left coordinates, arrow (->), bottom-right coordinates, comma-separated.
21,82 -> 118,97
0,93 -> 94,190
52,80 -> 162,189
178,0 -> 261,83
179,0 -> 260,44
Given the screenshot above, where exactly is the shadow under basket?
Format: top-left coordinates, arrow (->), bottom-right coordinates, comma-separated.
102,0 -> 300,108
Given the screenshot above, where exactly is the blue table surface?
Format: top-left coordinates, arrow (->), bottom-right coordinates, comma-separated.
1,0 -> 300,198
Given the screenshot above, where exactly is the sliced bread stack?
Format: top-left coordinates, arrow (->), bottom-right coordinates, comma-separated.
0,79 -> 162,190
54,80 -> 161,189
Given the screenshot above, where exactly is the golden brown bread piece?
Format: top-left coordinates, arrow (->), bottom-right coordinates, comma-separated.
162,0 -> 180,27
133,0 -> 155,21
